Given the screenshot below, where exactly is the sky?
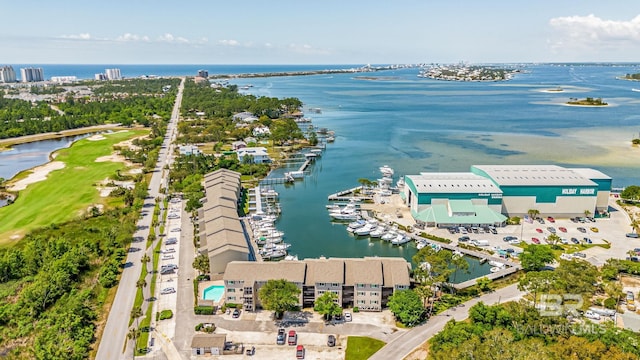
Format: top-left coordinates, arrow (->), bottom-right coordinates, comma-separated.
2,0 -> 640,64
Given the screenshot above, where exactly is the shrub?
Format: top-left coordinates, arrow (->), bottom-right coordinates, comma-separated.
194,306 -> 215,315
353,307 -> 359,313
159,310 -> 173,320
604,297 -> 617,309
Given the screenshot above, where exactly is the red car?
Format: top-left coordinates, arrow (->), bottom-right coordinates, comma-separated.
558,227 -> 567,233
547,216 -> 555,223
531,237 -> 541,244
535,228 -> 543,233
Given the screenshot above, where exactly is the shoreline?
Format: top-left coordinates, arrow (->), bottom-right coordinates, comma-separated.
0,124 -> 126,151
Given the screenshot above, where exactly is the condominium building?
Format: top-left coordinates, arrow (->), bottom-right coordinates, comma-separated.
0,65 -> 17,83
20,67 -> 44,82
197,69 -> 209,78
223,257 -> 411,312
105,68 -> 122,80
198,169 -> 253,276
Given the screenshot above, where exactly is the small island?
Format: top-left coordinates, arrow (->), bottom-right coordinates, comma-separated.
418,64 -> 519,81
566,97 -> 608,106
623,73 -> 640,80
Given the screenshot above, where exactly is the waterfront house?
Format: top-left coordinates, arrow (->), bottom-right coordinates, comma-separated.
236,147 -> 271,164
232,111 -> 259,123
252,126 -> 271,137
231,141 -> 247,150
223,257 -> 411,312
178,144 -> 202,156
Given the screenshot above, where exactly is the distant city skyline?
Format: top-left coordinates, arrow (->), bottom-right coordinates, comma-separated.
2,1 -> 640,64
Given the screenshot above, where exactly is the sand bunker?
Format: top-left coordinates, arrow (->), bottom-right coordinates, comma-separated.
87,134 -> 106,141
8,161 -> 65,191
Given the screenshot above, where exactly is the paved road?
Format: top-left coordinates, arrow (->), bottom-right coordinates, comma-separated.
96,78 -> 185,360
369,284 -> 524,360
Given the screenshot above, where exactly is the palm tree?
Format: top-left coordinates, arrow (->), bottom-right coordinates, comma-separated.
136,278 -> 147,290
141,254 -> 150,264
130,306 -> 143,327
527,209 -> 540,221
584,209 -> 592,218
127,327 -> 141,359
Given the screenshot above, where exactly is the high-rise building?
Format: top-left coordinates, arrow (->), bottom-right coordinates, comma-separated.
20,67 -> 44,82
197,69 -> 209,78
0,65 -> 17,83
105,68 -> 122,80
95,73 -> 107,81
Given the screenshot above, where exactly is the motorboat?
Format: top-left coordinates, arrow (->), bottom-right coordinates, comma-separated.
329,203 -> 359,221
379,165 -> 394,177
369,226 -> 386,238
263,242 -> 291,251
391,234 -> 411,245
488,260 -> 504,268
355,223 -> 375,236
381,231 -> 397,242
452,250 -> 464,258
347,220 -> 367,231
430,243 -> 442,252
416,239 -> 427,249
261,249 -> 287,260
284,254 -> 298,261
490,266 -> 502,273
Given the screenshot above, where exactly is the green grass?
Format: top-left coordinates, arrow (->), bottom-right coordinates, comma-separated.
0,129 -> 148,244
345,336 -> 386,360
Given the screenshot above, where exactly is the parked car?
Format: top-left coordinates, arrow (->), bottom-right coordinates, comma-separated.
584,310 -> 601,320
489,228 -> 498,234
160,287 -> 175,295
288,330 -> 297,345
276,328 -> 286,345
531,237 -> 540,244
171,228 -> 181,232
587,217 -> 595,222
535,228 -> 543,233
547,216 -> 555,223
245,346 -> 255,356
571,237 -> 580,244
547,227 -> 556,233
327,335 -> 336,347
583,237 -> 592,244
458,236 -> 470,242
574,252 -> 587,258
536,217 -> 545,224
503,236 -> 518,241
232,309 -> 241,318
558,227 -> 567,233
627,291 -> 635,302
577,227 -> 587,233
296,345 -> 305,359
590,227 -> 599,233
626,233 -> 639,238
344,312 -> 352,322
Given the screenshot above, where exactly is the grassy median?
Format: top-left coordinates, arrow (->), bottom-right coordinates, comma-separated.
345,336 -> 386,360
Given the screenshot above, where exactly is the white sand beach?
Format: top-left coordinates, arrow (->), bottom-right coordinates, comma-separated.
8,161 -> 65,191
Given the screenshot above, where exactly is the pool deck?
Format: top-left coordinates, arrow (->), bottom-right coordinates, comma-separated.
198,280 -> 225,307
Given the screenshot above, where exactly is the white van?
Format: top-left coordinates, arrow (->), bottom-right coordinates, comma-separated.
584,310 -> 601,320
476,240 -> 490,246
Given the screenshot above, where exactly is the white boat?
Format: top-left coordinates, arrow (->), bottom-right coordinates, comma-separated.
355,224 -> 374,236
632,88 -> 640,92
261,249 -> 287,260
490,266 -> 502,273
381,231 -> 397,242
430,243 -> 442,252
369,227 -> 386,238
391,234 -> 411,245
452,250 -> 464,258
284,254 -> 298,261
347,220 -> 366,231
329,203 -> 360,220
285,171 -> 304,179
416,240 -> 427,250
263,242 -> 291,251
379,165 -> 394,177
488,260 -> 504,268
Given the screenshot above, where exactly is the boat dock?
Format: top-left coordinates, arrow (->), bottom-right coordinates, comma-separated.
327,186 -> 374,202
404,232 -> 521,289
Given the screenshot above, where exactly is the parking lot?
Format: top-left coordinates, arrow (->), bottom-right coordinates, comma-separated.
425,197 -> 640,266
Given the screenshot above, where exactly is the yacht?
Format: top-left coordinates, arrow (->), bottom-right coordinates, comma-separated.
369,226 -> 386,238
488,260 -> 504,268
329,203 -> 359,221
381,231 -> 398,242
416,239 -> 427,249
355,223 -> 375,236
379,165 -> 394,177
391,234 -> 411,245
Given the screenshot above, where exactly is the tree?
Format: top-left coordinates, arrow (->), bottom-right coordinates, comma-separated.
449,253 -> 470,290
387,289 -> 425,327
546,233 -> 561,248
476,277 -> 492,292
127,327 -> 141,358
518,271 -> 556,307
130,306 -> 143,327
314,291 -> 342,320
620,185 -> 640,203
554,259 -> 598,295
141,254 -> 150,264
136,278 -> 147,290
584,209 -> 592,217
604,281 -> 624,312
258,279 -> 301,319
527,209 -> 540,221
192,254 -> 210,275
520,245 -> 555,272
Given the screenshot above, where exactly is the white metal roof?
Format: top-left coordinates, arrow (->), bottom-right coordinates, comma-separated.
407,173 -> 502,194
472,165 -> 598,186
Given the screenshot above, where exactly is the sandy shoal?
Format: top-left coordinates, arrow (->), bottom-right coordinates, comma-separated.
8,161 -> 65,191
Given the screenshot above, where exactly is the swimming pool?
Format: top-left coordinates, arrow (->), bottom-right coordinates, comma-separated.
203,285 -> 225,302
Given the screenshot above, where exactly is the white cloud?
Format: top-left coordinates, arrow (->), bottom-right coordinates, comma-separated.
116,33 -> 150,42
158,33 -> 190,43
549,14 -> 640,43
288,43 -> 330,55
59,33 -> 92,40
219,39 -> 240,46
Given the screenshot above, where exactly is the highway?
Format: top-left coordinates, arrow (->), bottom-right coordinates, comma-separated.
369,284 -> 524,360
96,78 -> 185,360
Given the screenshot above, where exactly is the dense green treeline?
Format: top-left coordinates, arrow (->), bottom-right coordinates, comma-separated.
429,301 -> 640,359
0,204 -> 143,359
0,78 -> 180,139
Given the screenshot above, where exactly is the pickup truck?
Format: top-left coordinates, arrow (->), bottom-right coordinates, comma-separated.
276,328 -> 285,345
288,330 -> 297,345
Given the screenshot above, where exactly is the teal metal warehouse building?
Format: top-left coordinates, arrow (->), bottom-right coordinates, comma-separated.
404,165 -> 611,227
